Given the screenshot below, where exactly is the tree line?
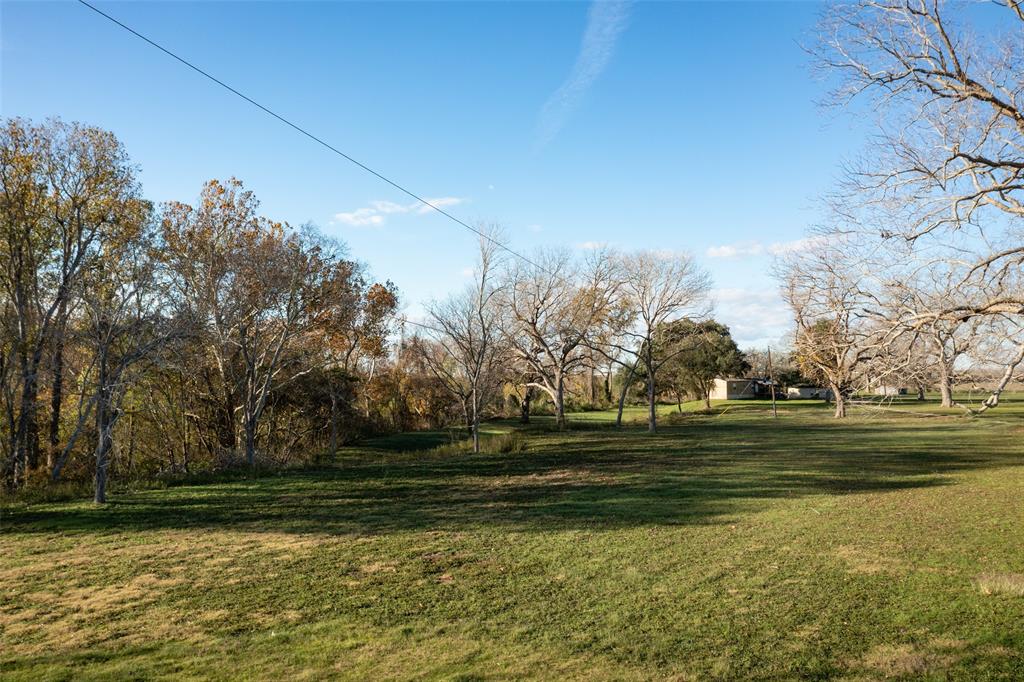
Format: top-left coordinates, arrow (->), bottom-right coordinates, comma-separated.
10,0 -> 1016,499
1,118 -> 760,501
0,119 -> 409,500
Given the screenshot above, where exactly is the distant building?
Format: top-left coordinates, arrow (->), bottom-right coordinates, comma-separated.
786,386 -> 832,400
872,385 -> 908,396
710,378 -> 761,400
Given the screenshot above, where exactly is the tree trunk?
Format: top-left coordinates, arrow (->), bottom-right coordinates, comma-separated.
219,384 -> 237,451
916,384 -> 926,401
181,379 -> 190,473
587,358 -> 596,405
244,416 -> 257,468
555,374 -> 566,429
12,365 -> 40,485
329,389 -> 338,459
48,308 -> 67,475
94,424 -> 111,504
616,363 -> 637,427
520,386 -> 532,424
26,381 -> 40,472
938,365 -> 954,408
127,410 -> 135,476
647,372 -> 657,433
47,303 -> 67,473
471,386 -> 480,453
831,383 -> 846,418
94,350 -> 111,504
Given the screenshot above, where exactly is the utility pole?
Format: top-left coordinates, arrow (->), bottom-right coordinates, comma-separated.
767,346 -> 778,419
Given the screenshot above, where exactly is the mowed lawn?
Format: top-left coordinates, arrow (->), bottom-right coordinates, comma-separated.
2,398 -> 1024,680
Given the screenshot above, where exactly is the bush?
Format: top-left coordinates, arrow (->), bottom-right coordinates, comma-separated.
427,430 -> 528,456
490,432 -> 528,454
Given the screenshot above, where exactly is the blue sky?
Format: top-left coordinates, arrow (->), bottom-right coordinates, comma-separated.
3,0 -> 873,347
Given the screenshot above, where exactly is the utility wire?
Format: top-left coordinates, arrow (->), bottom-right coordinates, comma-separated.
76,0 -> 549,274
393,315 -> 444,335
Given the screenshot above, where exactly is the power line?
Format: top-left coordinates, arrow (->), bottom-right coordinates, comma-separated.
393,315 -> 444,335
76,0 -> 549,274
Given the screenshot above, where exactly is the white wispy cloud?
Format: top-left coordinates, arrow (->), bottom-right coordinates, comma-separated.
332,197 -> 466,227
706,237 -> 829,259
576,240 -> 608,250
535,0 -> 631,149
712,287 -> 792,348
707,242 -> 763,259
765,236 -> 831,256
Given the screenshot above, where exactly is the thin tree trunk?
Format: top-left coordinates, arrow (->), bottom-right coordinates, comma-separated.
587,359 -> 596,405
47,306 -> 67,474
471,386 -> 480,453
364,357 -> 376,418
329,390 -> 338,459
647,370 -> 657,433
127,409 -> 135,476
26,380 -> 39,471
94,349 -> 111,504
220,384 -> 237,451
181,379 -> 190,473
616,362 -> 637,427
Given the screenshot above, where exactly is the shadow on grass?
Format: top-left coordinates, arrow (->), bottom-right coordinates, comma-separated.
4,414 -> 1020,537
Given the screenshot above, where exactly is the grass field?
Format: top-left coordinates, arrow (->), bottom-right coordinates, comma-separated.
2,397 -> 1023,680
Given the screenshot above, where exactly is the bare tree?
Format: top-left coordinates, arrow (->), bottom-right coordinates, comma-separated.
588,295 -> 641,427
419,228 -> 505,452
780,244 -> 882,418
815,1 -> 1024,322
501,248 -> 620,428
591,251 -> 711,432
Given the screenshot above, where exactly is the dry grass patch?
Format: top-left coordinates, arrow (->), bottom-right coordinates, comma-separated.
834,544 -> 905,575
61,572 -> 184,613
974,572 -> 1024,596
853,643 -> 956,678
1,573 -> 191,657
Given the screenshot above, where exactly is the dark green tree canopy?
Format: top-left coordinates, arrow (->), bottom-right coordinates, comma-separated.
648,319 -> 749,405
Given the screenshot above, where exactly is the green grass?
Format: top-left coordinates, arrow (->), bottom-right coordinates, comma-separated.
2,397 -> 1023,680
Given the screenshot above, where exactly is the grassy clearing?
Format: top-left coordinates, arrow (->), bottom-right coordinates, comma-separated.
2,397 -> 1023,680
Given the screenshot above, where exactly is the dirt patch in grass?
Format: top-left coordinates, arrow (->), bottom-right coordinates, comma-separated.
853,643 -> 957,678
487,468 -> 619,490
835,545 -> 904,574
974,572 -> 1024,596
360,561 -> 398,574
